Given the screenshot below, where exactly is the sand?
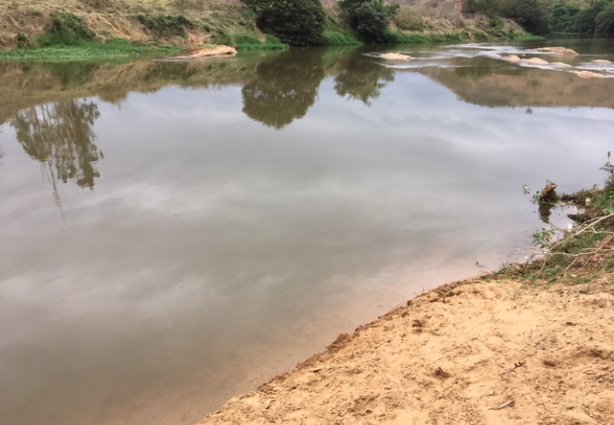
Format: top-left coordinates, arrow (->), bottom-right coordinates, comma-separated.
200,277 -> 614,424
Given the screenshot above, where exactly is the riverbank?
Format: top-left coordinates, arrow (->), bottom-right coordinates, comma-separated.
0,0 -> 530,61
200,185 -> 614,424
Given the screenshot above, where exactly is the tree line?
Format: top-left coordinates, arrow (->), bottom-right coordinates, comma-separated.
464,0 -> 614,36
242,0 -> 614,47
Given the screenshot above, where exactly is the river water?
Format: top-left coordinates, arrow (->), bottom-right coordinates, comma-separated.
1,39 -> 613,425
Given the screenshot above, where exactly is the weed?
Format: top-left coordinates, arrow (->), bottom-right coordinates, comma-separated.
39,13 -> 95,46
0,39 -> 179,62
322,31 -> 362,45
137,14 -> 194,38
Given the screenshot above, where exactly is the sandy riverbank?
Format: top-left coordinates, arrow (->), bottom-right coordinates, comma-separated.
199,275 -> 613,424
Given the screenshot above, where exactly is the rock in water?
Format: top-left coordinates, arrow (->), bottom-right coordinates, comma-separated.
533,47 -> 578,56
501,55 -> 521,64
573,70 -> 606,79
380,52 -> 414,61
591,59 -> 613,66
521,57 -> 549,65
172,46 -> 237,60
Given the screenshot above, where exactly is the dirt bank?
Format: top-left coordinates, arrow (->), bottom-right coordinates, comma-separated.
200,189 -> 614,424
200,277 -> 613,424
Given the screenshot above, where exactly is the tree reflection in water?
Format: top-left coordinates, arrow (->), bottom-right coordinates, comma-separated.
12,100 -> 102,189
334,55 -> 395,105
242,49 -> 326,129
11,100 -> 102,213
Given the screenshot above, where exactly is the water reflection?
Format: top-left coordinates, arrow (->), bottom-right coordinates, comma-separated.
12,100 -> 102,189
242,49 -> 326,129
334,55 -> 394,105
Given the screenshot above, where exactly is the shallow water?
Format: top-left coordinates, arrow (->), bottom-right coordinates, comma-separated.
1,40 -> 613,425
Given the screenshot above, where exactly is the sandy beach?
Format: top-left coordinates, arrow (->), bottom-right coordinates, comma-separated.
200,232 -> 614,425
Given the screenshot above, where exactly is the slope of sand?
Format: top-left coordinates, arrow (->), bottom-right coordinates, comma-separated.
200,277 -> 614,424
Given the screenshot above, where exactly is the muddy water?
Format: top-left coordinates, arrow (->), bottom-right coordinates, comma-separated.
1,40 -> 613,425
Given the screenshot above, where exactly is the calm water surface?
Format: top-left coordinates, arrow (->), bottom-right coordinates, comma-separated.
1,40 -> 613,425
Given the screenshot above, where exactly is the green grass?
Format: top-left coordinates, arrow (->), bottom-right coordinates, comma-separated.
386,31 -> 464,44
0,39 -> 180,62
322,30 -> 362,45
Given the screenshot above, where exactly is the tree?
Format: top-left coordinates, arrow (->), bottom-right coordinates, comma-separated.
499,0 -> 551,35
339,0 -> 400,43
596,3 -> 614,36
242,0 -> 326,46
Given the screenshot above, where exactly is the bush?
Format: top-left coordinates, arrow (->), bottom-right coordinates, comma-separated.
596,3 -> 614,36
551,2 -> 581,33
242,0 -> 326,46
394,8 -> 425,31
136,14 -> 194,38
499,0 -> 551,35
339,0 -> 400,43
40,13 -> 95,46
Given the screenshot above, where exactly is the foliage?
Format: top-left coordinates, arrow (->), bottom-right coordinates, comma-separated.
39,13 -> 95,46
136,14 -> 194,38
393,8 -> 425,31
242,0 -> 326,46
499,0 -> 551,35
233,34 -> 288,50
596,3 -> 614,36
0,39 -> 179,62
550,2 -> 581,32
463,0 -> 550,35
322,31 -> 362,45
339,0 -> 400,43
463,0 -> 500,17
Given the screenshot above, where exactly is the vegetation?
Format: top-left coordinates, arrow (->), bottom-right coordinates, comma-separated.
39,13 -> 96,46
136,14 -> 194,38
463,0 -> 551,34
0,39 -> 180,62
242,0 -> 326,46
339,0 -> 401,43
499,156 -> 614,285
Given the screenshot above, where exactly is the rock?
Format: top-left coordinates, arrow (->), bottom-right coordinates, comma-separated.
573,70 -> 606,79
551,62 -> 572,68
500,54 -> 521,64
380,52 -> 414,61
591,59 -> 613,65
521,57 -> 549,65
172,45 -> 237,59
533,47 -> 578,56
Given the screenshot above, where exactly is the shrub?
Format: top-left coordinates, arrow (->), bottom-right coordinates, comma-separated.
499,0 -> 551,35
242,0 -> 326,46
596,3 -> 614,36
394,8 -> 424,31
39,13 -> 95,46
339,0 -> 400,43
137,14 -> 194,38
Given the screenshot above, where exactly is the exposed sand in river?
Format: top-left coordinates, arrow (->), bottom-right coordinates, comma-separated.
199,276 -> 613,424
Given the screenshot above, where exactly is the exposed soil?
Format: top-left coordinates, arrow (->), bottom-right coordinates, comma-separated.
200,274 -> 613,425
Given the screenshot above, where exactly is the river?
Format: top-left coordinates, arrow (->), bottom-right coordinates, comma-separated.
0,39 -> 613,425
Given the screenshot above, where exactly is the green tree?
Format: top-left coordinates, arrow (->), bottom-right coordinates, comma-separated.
339,0 -> 400,43
499,0 -> 551,35
596,3 -> 614,36
242,0 -> 326,46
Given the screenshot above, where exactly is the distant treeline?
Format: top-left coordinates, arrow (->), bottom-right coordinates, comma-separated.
463,0 -> 614,36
